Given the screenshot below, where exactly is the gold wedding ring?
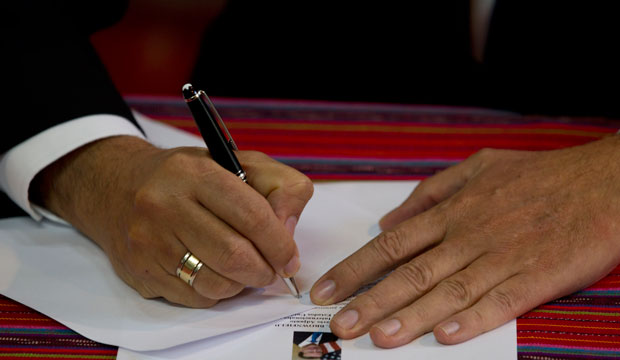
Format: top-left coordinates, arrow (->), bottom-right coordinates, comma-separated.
176,251 -> 203,287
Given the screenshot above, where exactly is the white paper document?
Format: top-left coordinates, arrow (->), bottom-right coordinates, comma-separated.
117,287 -> 516,360
0,116 -> 516,358
0,180 -> 402,350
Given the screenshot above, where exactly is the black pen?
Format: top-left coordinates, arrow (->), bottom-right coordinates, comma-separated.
182,83 -> 301,299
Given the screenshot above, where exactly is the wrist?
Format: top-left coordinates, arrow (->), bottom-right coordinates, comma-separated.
30,136 -> 158,240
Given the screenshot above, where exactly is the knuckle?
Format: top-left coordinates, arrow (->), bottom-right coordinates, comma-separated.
126,219 -> 148,242
340,258 -> 367,284
471,308 -> 486,328
125,222 -> 157,254
168,148 -> 219,178
394,260 -> 434,294
487,288 -> 519,317
126,224 -> 145,250
372,229 -> 410,264
468,147 -> 506,171
133,186 -> 166,214
438,277 -> 475,306
473,147 -> 495,161
447,191 -> 470,210
415,303 -> 432,323
217,241 -> 254,275
435,197 -> 453,215
242,203 -> 272,233
406,303 -> 432,324
441,192 -> 473,222
357,290 -> 385,309
166,149 -> 198,168
289,175 -> 314,202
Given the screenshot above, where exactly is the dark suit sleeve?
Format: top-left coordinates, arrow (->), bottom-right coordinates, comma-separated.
1,0 -> 141,154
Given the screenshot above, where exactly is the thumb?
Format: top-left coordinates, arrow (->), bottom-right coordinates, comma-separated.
380,157 -> 479,230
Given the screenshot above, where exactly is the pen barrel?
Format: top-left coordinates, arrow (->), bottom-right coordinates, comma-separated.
187,99 -> 244,176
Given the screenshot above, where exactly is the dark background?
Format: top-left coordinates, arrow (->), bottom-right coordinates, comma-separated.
92,0 -> 620,118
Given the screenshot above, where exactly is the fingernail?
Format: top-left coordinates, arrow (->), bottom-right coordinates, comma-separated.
285,216 -> 298,236
377,319 -> 402,337
333,310 -> 359,330
440,321 -> 460,336
284,255 -> 300,277
311,279 -> 336,303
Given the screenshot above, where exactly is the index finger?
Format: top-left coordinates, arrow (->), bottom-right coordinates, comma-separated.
240,151 -> 314,235
310,207 -> 446,305
195,163 -> 301,278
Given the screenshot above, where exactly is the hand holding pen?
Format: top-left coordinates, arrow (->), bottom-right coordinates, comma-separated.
182,83 -> 307,298
33,89 -> 312,308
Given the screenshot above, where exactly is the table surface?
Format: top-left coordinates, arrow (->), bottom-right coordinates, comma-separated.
2,96 -> 619,359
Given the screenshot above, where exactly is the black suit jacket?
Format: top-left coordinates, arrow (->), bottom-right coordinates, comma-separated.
2,0 -> 138,218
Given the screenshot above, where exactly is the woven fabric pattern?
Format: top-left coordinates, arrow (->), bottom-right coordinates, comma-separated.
0,296 -> 117,359
518,266 -> 620,359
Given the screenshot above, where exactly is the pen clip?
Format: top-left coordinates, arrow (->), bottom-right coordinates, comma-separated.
198,90 -> 238,151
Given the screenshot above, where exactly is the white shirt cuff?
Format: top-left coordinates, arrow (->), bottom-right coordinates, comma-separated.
0,114 -> 145,221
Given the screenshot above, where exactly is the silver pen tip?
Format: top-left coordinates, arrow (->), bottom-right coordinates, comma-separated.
282,277 -> 301,298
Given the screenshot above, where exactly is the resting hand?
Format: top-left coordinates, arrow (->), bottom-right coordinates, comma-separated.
31,136 -> 313,307
310,135 -> 620,347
